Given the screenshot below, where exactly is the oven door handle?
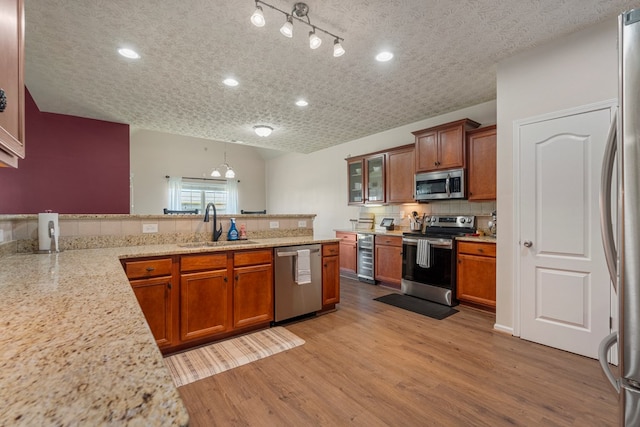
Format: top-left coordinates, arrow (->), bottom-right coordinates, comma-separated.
403,237 -> 452,249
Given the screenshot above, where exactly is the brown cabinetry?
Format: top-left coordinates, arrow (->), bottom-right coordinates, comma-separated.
0,0 -> 25,167
179,253 -> 231,342
456,241 -> 496,311
413,119 -> 480,173
374,235 -> 403,288
467,125 -> 497,201
322,243 -> 340,308
123,257 -> 176,349
122,248 -> 274,354
336,231 -> 357,275
386,145 -> 415,203
347,154 -> 386,205
233,250 -> 274,328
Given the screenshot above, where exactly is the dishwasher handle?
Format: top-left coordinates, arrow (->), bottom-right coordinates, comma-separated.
277,248 -> 320,257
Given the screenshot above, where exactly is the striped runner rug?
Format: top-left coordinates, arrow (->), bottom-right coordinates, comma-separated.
163,327 -> 305,387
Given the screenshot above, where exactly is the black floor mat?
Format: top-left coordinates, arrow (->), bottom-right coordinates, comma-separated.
373,293 -> 458,320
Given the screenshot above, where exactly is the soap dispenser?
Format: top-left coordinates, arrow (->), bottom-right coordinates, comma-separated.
228,218 -> 239,241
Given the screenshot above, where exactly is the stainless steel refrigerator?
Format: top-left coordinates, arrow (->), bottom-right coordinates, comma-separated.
598,8 -> 640,426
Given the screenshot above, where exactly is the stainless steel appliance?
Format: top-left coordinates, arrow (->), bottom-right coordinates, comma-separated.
401,215 -> 476,306
274,244 -> 322,322
415,168 -> 465,201
598,9 -> 640,425
357,233 -> 375,284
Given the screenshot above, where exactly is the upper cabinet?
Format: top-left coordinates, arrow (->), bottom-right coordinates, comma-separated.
413,119 -> 480,173
347,154 -> 386,205
386,144 -> 415,203
0,0 -> 25,168
467,125 -> 497,201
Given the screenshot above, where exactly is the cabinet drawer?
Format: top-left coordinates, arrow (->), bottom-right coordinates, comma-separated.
336,232 -> 357,243
124,258 -> 173,279
234,249 -> 273,267
323,243 -> 340,256
457,241 -> 496,257
374,235 -> 402,247
181,253 -> 227,272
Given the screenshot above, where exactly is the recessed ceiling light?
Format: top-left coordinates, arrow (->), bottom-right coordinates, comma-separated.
295,99 -> 308,107
223,78 -> 239,87
375,51 -> 394,62
118,48 -> 140,59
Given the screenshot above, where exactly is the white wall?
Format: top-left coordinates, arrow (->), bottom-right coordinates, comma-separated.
265,101 -> 497,239
130,129 -> 269,214
496,18 -> 618,331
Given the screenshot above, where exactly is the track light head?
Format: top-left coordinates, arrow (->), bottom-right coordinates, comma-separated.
333,38 -> 345,57
251,5 -> 265,27
280,15 -> 293,38
309,29 -> 322,49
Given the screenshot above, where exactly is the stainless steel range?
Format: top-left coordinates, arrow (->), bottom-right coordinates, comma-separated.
401,215 -> 476,306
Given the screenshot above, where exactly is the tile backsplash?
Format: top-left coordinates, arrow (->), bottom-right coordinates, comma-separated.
362,200 -> 496,232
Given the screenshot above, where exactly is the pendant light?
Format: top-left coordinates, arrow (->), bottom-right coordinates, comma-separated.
211,145 -> 236,179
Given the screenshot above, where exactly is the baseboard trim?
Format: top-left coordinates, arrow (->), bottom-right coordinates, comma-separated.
493,323 -> 514,335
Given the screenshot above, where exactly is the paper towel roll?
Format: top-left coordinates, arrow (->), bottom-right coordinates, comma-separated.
38,212 -> 59,251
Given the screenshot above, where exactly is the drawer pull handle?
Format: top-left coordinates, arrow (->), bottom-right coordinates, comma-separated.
146,267 -> 155,272
478,248 -> 484,253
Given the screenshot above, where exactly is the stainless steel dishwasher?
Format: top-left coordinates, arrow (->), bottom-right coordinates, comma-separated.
274,244 -> 322,322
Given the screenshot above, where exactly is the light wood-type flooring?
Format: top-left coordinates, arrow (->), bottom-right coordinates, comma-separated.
177,277 -> 619,426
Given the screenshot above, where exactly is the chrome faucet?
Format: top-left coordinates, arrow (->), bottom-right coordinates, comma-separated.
204,202 -> 223,242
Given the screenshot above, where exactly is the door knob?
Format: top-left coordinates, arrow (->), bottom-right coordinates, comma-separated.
523,240 -> 533,248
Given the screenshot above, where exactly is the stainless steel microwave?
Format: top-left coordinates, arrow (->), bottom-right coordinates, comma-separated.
415,168 -> 465,201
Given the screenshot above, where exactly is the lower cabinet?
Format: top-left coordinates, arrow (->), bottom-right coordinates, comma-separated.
374,235 -> 403,287
123,256 -> 176,350
336,231 -> 357,275
122,248 -> 274,354
322,243 -> 340,308
456,241 -> 496,311
130,276 -> 174,349
180,253 -> 231,342
233,250 -> 274,329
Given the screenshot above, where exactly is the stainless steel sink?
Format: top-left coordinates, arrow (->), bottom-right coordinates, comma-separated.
178,240 -> 257,248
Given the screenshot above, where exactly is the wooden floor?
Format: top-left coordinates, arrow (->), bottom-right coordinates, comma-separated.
177,277 -> 619,426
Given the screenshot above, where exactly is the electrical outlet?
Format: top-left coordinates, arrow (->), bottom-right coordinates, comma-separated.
269,221 -> 280,229
142,223 -> 158,233
298,220 -> 307,228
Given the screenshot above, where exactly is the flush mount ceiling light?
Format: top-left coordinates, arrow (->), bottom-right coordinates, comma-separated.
117,48 -> 140,59
295,99 -> 308,107
375,51 -> 394,62
254,125 -> 274,137
250,1 -> 345,58
211,146 -> 236,179
222,78 -> 239,87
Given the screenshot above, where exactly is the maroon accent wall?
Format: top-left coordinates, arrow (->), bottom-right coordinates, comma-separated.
0,89 -> 130,214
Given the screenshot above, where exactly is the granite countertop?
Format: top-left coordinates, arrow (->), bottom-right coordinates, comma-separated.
456,235 -> 497,243
0,236 -> 336,426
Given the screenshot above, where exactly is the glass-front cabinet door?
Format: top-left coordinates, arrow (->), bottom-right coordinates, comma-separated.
365,155 -> 385,204
347,159 -> 364,204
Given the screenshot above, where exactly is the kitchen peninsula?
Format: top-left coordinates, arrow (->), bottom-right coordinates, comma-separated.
0,213 -> 333,425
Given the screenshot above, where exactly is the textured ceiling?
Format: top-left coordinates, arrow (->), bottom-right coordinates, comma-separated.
24,0 -> 640,154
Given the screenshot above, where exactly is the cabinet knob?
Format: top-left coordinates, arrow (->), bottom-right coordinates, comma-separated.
146,267 -> 155,272
224,276 -> 228,282
235,275 -> 239,281
167,282 -> 172,289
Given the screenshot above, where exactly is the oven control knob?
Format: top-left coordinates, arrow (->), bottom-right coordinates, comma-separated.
460,218 -> 466,224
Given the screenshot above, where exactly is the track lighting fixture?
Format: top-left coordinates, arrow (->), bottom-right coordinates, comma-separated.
250,1 -> 344,57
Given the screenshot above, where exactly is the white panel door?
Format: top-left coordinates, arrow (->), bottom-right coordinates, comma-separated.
519,107 -> 612,358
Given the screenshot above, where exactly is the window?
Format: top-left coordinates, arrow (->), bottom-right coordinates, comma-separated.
168,177 -> 238,214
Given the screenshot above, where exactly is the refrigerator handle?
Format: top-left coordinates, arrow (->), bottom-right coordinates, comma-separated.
598,331 -> 620,393
599,109 -> 618,290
